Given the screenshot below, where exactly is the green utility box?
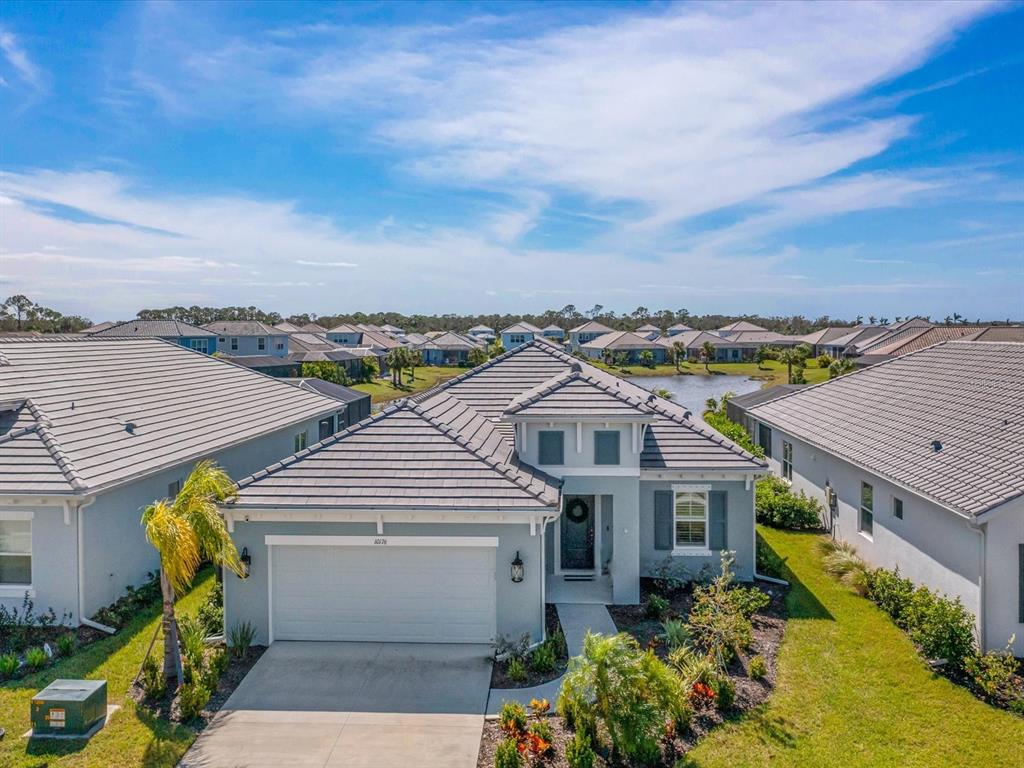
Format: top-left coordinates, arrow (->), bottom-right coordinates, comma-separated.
31,679 -> 107,737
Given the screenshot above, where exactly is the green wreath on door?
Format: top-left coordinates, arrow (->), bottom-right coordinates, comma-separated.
565,497 -> 589,524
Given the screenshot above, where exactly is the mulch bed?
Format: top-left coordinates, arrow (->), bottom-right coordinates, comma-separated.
489,604 -> 568,689
130,645 -> 266,726
478,578 -> 789,767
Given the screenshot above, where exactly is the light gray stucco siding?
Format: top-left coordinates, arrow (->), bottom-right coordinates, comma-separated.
0,505 -> 77,620
981,502 -> 1024,655
639,479 -> 755,582
223,520 -> 545,647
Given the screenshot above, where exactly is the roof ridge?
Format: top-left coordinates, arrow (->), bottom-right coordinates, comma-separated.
23,398 -> 88,492
408,397 -> 560,504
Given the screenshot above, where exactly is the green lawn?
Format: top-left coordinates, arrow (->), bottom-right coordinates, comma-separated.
350,366 -> 461,404
683,528 -> 1024,768
593,359 -> 830,387
0,570 -> 215,768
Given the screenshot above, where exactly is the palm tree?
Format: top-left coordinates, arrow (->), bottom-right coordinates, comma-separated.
142,460 -> 243,686
671,342 -> 686,372
829,358 -> 856,378
700,341 -> 716,372
777,347 -> 805,384
468,346 -> 488,367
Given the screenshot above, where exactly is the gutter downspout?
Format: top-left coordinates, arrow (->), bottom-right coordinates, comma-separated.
74,497 -> 117,635
539,512 -> 559,642
969,518 -> 987,651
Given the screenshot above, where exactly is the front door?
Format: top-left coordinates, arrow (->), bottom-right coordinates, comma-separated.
560,495 -> 595,571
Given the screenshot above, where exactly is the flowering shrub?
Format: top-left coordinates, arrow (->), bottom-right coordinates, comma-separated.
528,697 -> 550,715
499,700 -> 528,738
690,681 -> 716,707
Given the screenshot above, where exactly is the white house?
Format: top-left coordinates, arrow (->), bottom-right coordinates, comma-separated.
0,337 -> 346,628
222,339 -> 766,646
747,340 -> 1024,653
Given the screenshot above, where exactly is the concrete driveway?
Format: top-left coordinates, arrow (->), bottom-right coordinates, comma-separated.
180,641 -> 493,768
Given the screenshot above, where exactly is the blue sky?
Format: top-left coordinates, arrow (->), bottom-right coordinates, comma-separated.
1,1 -> 1021,321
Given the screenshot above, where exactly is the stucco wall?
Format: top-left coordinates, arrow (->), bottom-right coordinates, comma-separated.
758,422 -> 984,639
520,422 -> 643,473
982,501 -> 1024,654
223,520 -> 545,646
638,479 -> 755,582
0,505 -> 77,620
214,334 -> 289,357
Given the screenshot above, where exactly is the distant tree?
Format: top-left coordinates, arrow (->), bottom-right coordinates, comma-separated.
468,346 -> 489,367
585,304 -> 603,319
754,345 -> 776,369
407,349 -> 422,381
829,358 -> 856,379
778,347 -> 806,384
700,341 -> 716,372
300,361 -> 345,385
3,295 -> 33,330
671,342 -> 687,372
816,353 -> 834,369
639,349 -> 655,368
705,397 -> 718,413
360,356 -> 380,383
613,351 -> 629,369
868,315 -> 877,325
488,342 -> 505,359
385,348 -> 407,385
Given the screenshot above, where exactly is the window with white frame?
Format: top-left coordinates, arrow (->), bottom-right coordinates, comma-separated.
782,440 -> 793,481
230,337 -> 239,351
294,430 -> 308,452
510,334 -> 526,344
0,514 -> 32,586
189,338 -> 209,353
257,337 -> 266,351
674,488 -> 709,549
860,482 -> 874,536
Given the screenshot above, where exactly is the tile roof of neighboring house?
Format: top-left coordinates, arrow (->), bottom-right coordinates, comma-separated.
380,324 -> 405,334
797,327 -> 861,346
82,321 -> 118,334
749,341 -> 1024,517
856,325 -> 982,357
542,325 -> 565,333
94,319 -> 216,338
327,323 -> 362,334
500,321 -> 542,334
724,330 -> 800,345
273,321 -> 304,333
357,327 -> 403,350
203,320 -> 283,337
232,392 -> 561,512
718,320 -> 767,332
415,331 -> 483,351
667,323 -> 693,332
402,332 -> 431,346
726,385 -> 806,412
468,324 -> 495,334
287,333 -> 343,353
285,378 -> 370,405
825,326 -> 890,350
0,338 -> 342,497
569,320 -> 614,334
224,355 -> 298,371
656,330 -> 701,348
962,326 -> 1024,342
580,331 -> 665,351
299,323 -> 328,333
417,340 -> 764,472
636,324 -> 660,333
885,317 -> 934,331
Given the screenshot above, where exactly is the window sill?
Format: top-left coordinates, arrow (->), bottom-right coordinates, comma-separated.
858,531 -> 874,542
0,585 -> 35,599
672,548 -> 713,557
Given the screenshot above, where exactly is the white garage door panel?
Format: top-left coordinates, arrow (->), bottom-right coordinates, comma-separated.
272,545 -> 496,643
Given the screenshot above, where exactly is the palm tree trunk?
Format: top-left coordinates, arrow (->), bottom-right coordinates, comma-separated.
160,568 -> 183,686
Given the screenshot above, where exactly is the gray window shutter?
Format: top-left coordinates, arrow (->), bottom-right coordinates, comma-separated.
1019,544 -> 1024,625
538,431 -> 564,465
654,490 -> 673,550
595,431 -> 620,465
709,490 -> 728,551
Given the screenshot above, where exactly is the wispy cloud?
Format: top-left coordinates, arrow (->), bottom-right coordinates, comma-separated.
0,27 -> 42,89
294,259 -> 359,268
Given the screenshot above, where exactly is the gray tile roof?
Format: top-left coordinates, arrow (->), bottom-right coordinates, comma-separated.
286,378 -> 370,405
0,338 -> 343,496
414,331 -> 484,351
273,321 -> 304,333
569,321 -> 613,334
233,393 -> 561,511
963,326 -> 1024,342
749,341 -> 1024,517
82,321 -> 118,334
94,319 -> 216,338
580,331 -> 665,351
726,385 -> 807,411
500,321 -> 542,335
825,326 -> 890,350
719,320 -> 767,332
203,320 -> 283,337
504,365 -> 658,419
856,326 -> 981,357
797,326 -> 861,346
667,323 -> 693,332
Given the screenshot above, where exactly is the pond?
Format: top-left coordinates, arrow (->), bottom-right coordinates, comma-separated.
627,374 -> 762,413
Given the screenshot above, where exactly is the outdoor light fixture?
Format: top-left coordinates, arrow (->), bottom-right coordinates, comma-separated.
510,551 -> 524,583
239,547 -> 251,579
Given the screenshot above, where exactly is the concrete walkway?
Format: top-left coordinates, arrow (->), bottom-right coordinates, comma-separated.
486,603 -> 617,714
180,641 -> 492,768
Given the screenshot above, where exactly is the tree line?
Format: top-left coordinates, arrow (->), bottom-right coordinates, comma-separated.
0,295 -> 92,333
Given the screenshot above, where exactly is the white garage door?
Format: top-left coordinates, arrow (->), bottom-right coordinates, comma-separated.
269,540 -> 497,643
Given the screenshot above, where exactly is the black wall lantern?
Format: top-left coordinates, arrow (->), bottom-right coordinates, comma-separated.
510,551 -> 524,583
239,547 -> 251,579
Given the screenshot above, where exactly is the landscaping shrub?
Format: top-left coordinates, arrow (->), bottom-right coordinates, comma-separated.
867,567 -> 916,626
817,538 -> 871,596
549,627 -> 567,658
528,718 -> 554,743
140,653 -> 166,699
756,475 -> 822,530
662,618 -> 690,650
56,632 -> 76,658
25,646 -> 48,670
644,593 -> 670,619
178,615 -> 207,673
91,572 -> 160,629
816,353 -> 834,368
710,673 -> 736,710
229,621 -> 255,658
748,654 -> 768,680
650,555 -> 689,595
494,738 -> 523,768
528,697 -> 550,715
196,579 -> 224,637
907,589 -> 975,671
0,594 -> 62,653
0,653 -> 19,679
703,410 -> 765,459
688,553 -> 762,665
507,656 -> 527,682
530,641 -> 557,674
178,680 -> 211,721
564,731 -> 596,768
499,700 -> 528,737
964,642 -> 1023,708
557,632 -> 688,763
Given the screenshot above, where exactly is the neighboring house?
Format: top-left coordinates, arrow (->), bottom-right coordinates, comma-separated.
796,327 -> 860,357
822,326 -> 890,358
667,323 -> 693,336
93,319 -> 218,354
884,317 -> 934,332
467,325 -> 496,342
852,325 -> 983,367
724,385 -> 806,435
747,341 -> 1024,653
287,333 -> 380,379
963,326 -> 1024,342
273,321 -> 304,334
204,320 -> 289,358
568,321 -> 615,352
542,325 -> 566,342
580,331 -> 668,364
717,320 -> 768,336
299,323 -> 328,334
326,323 -> 402,352
635,324 -> 661,340
222,339 -> 766,646
500,321 -> 542,349
0,337 -> 347,626
413,331 -> 485,366
665,330 -> 795,362
284,378 -> 372,428
81,321 -> 118,335
380,324 -> 405,338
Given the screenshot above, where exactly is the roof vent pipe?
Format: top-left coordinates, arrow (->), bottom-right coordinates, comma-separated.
125,422 -> 137,434
931,440 -> 942,453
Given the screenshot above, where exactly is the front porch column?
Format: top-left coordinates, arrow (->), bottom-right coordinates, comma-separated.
612,489 -> 640,605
